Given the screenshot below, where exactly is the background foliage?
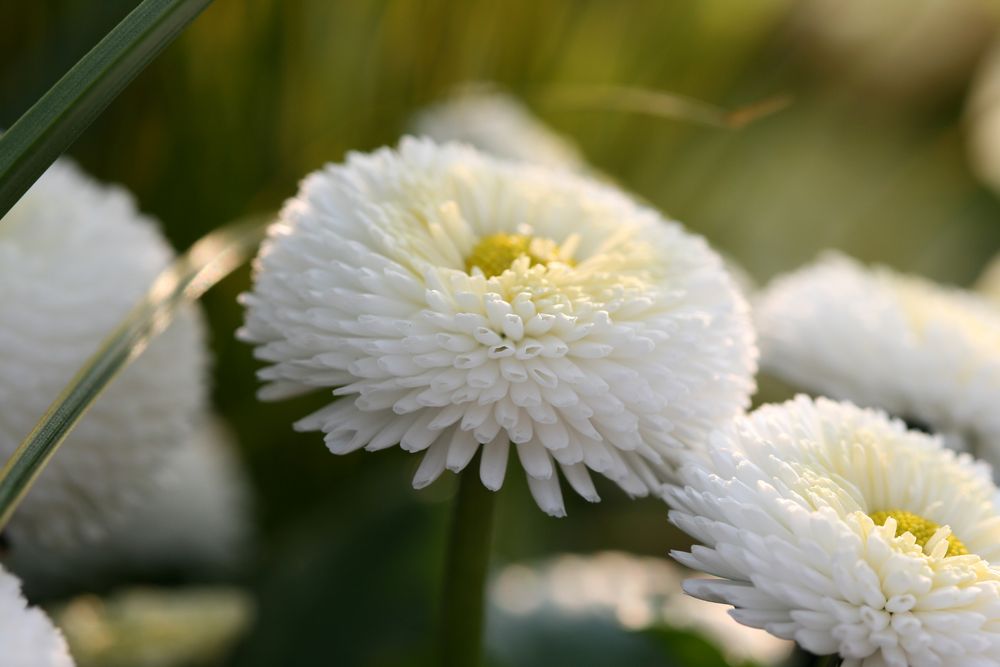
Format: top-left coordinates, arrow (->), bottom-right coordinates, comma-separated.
4,1 -> 1000,665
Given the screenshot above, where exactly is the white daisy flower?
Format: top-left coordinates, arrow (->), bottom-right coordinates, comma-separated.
668,395 -> 1000,666
239,138 -> 756,516
0,563 -> 75,667
411,88 -> 585,170
755,252 -> 1000,466
7,417 -> 251,597
0,159 -> 210,546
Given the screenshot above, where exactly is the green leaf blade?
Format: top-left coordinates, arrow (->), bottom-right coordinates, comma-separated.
0,0 -> 213,219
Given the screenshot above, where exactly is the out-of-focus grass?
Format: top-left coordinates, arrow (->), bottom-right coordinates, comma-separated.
4,1 -> 1000,665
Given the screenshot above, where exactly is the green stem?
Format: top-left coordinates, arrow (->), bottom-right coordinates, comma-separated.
786,648 -> 841,667
440,469 -> 497,667
0,0 -> 214,219
0,216 -> 267,531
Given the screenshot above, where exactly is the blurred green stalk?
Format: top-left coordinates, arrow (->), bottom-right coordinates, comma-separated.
440,469 -> 496,667
0,217 -> 267,532
0,0 -> 213,219
786,648 -> 843,667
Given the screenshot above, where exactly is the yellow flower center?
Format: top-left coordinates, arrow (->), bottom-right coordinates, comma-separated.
465,233 -> 570,278
869,509 -> 968,557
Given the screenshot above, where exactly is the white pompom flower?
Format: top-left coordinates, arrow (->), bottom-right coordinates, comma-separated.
0,564 -> 75,667
668,395 -> 1000,666
755,252 -> 1000,466
239,138 -> 756,516
0,159 -> 210,546
411,89 -> 585,170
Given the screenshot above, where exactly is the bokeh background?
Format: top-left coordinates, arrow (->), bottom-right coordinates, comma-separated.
5,1 -> 1000,665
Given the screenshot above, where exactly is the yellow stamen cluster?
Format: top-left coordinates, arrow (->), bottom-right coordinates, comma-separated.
465,233 -> 569,278
869,509 -> 968,557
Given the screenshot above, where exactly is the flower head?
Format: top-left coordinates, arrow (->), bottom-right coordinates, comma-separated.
0,159 -> 210,545
755,252 -> 1000,465
412,89 -> 585,170
668,395 -> 1000,666
0,564 -> 75,667
239,138 -> 756,515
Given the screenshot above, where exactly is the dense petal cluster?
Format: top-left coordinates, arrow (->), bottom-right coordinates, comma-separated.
669,396 -> 1000,666
0,564 -> 75,667
0,159 -> 210,545
240,138 -> 756,515
755,252 -> 1000,467
412,89 -> 585,170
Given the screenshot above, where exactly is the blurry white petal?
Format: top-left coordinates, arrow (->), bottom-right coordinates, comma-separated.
0,159 -> 210,547
0,564 -> 74,666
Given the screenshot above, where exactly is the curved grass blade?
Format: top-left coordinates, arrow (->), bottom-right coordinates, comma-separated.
0,216 -> 268,531
0,0 -> 213,219
540,83 -> 792,129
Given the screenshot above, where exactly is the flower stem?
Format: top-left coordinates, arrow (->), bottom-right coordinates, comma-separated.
785,648 -> 842,667
439,469 -> 496,667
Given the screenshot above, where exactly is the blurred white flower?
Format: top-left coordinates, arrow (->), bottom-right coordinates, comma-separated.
0,159 -> 210,546
412,88 -> 585,170
7,417 -> 251,597
240,138 -> 756,516
490,552 -> 793,665
755,252 -> 1000,466
668,395 -> 1000,666
0,564 -> 74,667
788,0 -> 993,100
107,416 -> 251,571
